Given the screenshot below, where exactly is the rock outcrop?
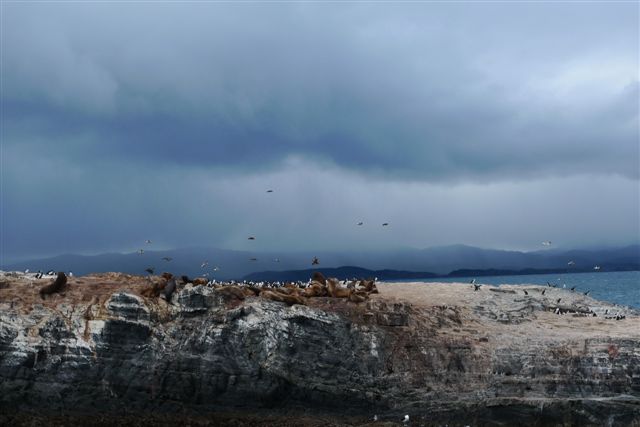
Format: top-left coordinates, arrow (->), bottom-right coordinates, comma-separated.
0,273 -> 639,426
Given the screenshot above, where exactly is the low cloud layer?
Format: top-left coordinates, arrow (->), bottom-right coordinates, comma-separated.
2,2 -> 638,261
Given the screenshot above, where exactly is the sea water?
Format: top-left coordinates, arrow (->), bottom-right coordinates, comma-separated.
401,271 -> 640,308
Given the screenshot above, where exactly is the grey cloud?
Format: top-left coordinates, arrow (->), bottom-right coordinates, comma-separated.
3,2 -> 638,182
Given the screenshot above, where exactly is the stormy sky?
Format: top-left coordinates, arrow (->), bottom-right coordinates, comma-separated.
2,2 -> 639,263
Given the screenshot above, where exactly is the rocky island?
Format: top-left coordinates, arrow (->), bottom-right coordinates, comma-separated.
1,272 -> 639,426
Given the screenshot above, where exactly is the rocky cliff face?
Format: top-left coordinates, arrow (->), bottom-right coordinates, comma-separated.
1,273 -> 639,426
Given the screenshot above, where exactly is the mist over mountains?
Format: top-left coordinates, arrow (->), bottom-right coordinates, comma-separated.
4,244 -> 638,280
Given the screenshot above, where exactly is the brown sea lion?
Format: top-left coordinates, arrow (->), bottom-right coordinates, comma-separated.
216,286 -> 246,300
327,278 -> 351,298
39,272 -> 67,299
192,278 -> 207,286
311,271 -> 327,285
261,290 -> 305,306
349,290 -> 368,303
303,282 -> 327,297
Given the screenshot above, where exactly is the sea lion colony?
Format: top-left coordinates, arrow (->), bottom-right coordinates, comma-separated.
140,271 -> 378,306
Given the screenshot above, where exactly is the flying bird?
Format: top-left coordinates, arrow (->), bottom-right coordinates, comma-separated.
382,223 -> 389,226
137,249 -> 144,255
567,261 -> 575,266
248,236 -> 256,240
201,261 -> 209,269
266,189 -> 274,193
213,266 -> 220,271
161,256 -> 173,262
542,241 -> 552,246
594,265 -> 601,270
249,258 -> 258,261
357,221 -> 363,226
312,257 -> 319,265
402,415 -> 410,424
145,268 -> 154,275
145,240 -> 152,244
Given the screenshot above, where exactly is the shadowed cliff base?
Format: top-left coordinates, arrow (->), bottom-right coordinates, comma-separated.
0,272 -> 639,426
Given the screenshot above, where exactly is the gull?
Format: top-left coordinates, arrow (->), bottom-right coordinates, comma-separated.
68,271 -> 73,277
213,266 -> 220,271
312,257 -> 319,265
594,265 -> 601,270
402,414 -> 409,424
373,415 -> 378,422
145,240 -> 152,244
201,261 -> 209,269
470,279 -> 476,284
161,256 -> 172,262
266,189 -> 274,193
357,221 -> 363,226
248,236 -> 256,240
382,222 -> 389,226
145,268 -> 154,275
46,270 -> 54,275
542,241 -> 552,246
24,269 -> 29,274
568,261 -> 575,266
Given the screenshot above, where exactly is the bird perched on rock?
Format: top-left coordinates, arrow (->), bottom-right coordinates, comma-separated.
402,414 -> 409,424
584,290 -> 591,296
557,298 -> 562,304
542,289 -> 546,295
570,286 -> 576,291
524,290 -> 528,295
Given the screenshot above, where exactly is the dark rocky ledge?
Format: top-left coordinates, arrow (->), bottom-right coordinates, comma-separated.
0,273 -> 639,426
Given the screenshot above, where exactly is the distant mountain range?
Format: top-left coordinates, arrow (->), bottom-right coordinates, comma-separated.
3,244 -> 638,280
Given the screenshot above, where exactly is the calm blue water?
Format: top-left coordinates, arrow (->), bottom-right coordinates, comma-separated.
396,271 -> 640,309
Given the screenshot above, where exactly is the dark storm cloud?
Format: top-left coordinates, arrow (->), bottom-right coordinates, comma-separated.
3,2 -> 638,181
2,2 -> 639,261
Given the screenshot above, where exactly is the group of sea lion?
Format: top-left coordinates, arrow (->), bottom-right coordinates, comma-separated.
140,271 -> 378,306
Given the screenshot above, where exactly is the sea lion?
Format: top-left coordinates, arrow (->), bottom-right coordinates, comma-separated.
216,286 -> 246,300
192,278 -> 207,286
39,272 -> 67,299
161,278 -> 177,302
349,290 -> 368,303
303,282 -> 327,297
327,278 -> 351,298
311,271 -> 327,285
261,290 -> 305,306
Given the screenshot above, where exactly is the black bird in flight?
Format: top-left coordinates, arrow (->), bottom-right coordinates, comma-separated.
312,257 -> 320,265
249,258 -> 258,261
357,222 -> 364,226
248,236 -> 256,240
266,189 -> 274,193
161,257 -> 173,262
382,223 -> 389,226
145,267 -> 154,275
